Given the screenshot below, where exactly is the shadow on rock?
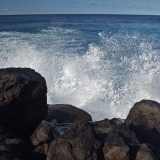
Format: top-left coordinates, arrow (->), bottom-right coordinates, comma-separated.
46,104 -> 92,123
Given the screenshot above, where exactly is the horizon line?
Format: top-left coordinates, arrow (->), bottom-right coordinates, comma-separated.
0,13 -> 160,16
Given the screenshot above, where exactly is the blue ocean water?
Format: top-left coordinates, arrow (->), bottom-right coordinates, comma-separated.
1,14 -> 160,120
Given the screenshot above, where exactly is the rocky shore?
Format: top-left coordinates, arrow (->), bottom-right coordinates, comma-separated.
0,68 -> 160,160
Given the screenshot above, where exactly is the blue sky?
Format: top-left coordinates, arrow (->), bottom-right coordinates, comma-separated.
0,0 -> 160,15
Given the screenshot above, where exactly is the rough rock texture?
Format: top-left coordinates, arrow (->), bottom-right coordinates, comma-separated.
93,118 -> 139,160
0,127 -> 30,160
131,143 -> 160,160
31,143 -> 50,160
30,120 -> 59,147
1,68 -> 160,160
103,141 -> 130,160
47,120 -> 102,160
125,100 -> 160,147
94,118 -> 138,144
30,121 -> 75,160
46,104 -> 92,123
0,68 -> 48,137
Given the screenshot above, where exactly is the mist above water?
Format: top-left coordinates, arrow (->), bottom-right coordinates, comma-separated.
1,25 -> 160,121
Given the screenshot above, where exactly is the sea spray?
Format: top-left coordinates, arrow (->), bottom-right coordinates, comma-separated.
1,15 -> 160,120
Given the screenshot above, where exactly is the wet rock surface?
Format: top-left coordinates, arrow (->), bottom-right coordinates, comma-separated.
0,68 -> 160,160
0,68 -> 48,138
125,99 -> 160,147
47,120 -> 102,160
93,118 -> 139,160
30,120 -> 59,147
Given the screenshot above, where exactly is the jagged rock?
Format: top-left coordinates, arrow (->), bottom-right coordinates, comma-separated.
30,120 -> 59,147
93,118 -> 113,143
93,118 -> 139,160
125,100 -> 160,147
103,140 -> 130,160
1,68 -> 160,160
93,118 -> 138,144
0,68 -> 48,138
30,121 -> 73,160
30,143 -> 49,160
135,143 -> 160,160
46,104 -> 92,123
131,143 -> 160,160
47,120 -> 102,160
30,122 -> 55,160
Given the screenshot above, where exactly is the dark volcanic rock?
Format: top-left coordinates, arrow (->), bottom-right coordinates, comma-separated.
0,68 -> 48,137
103,140 -> 130,160
93,118 -> 139,160
125,100 -> 160,147
0,127 -> 30,160
1,70 -> 160,160
31,143 -> 49,160
94,118 -> 138,144
46,104 -> 92,123
135,144 -> 155,160
47,120 -> 102,160
30,120 -> 59,147
30,121 -> 74,160
131,143 -> 160,160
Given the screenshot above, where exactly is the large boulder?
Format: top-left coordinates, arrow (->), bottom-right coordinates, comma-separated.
125,100 -> 160,147
46,104 -> 92,123
0,68 -> 48,137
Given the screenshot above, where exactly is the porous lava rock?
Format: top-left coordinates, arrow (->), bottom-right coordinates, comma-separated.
1,68 -> 160,160
93,118 -> 139,160
47,120 -> 102,160
131,143 -> 160,160
0,68 -> 48,137
46,104 -> 92,123
103,140 -> 130,160
30,120 -> 59,147
125,100 -> 160,147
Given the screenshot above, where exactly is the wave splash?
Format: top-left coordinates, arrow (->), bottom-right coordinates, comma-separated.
0,30 -> 160,120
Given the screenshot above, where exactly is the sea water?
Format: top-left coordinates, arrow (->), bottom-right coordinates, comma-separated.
1,14 -> 160,120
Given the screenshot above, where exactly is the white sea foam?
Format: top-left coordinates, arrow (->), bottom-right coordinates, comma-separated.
0,30 -> 160,121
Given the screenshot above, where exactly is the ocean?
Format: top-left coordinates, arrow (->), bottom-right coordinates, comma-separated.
1,14 -> 160,120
